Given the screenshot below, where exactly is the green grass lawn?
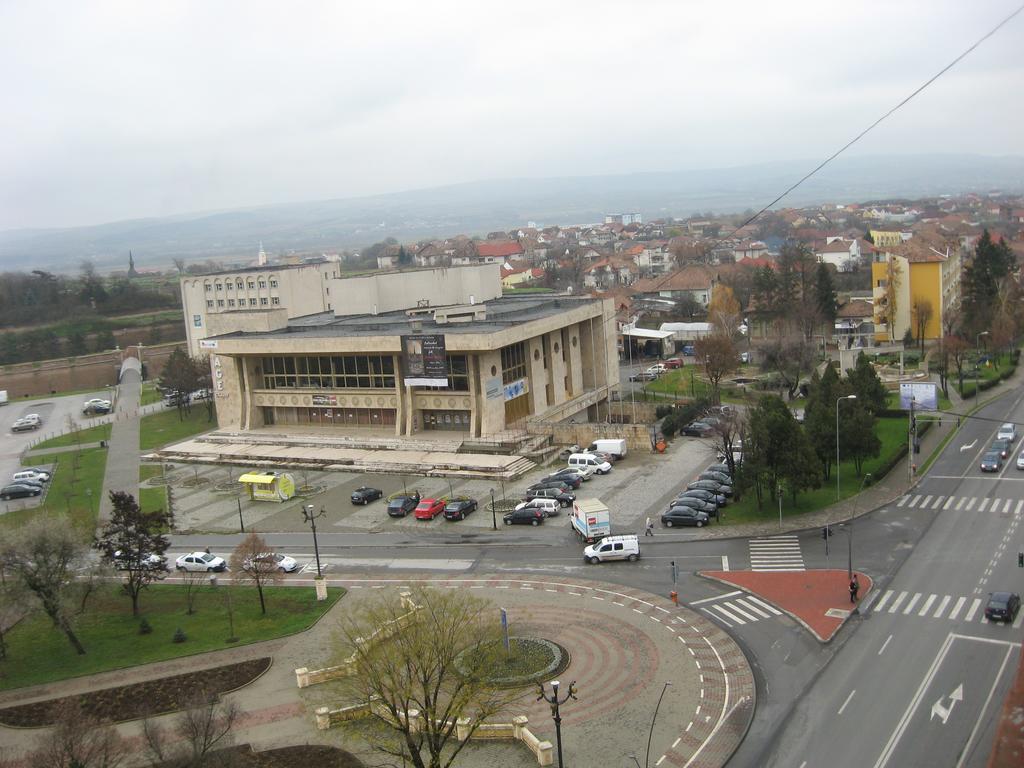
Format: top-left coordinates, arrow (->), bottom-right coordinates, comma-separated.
884,389 -> 954,412
2,447 -> 109,531
140,406 -> 218,451
719,416 -> 907,526
139,464 -> 167,514
140,381 -> 163,406
0,584 -> 344,690
32,422 -> 112,450
646,368 -> 715,399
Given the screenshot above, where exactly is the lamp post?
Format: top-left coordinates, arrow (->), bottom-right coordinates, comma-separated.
842,473 -> 872,581
490,488 -> 497,530
836,395 -> 857,502
976,331 -> 989,402
538,679 -> 576,768
301,504 -> 325,578
644,681 -> 672,768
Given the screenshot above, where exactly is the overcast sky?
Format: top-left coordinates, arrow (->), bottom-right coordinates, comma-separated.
0,0 -> 1021,231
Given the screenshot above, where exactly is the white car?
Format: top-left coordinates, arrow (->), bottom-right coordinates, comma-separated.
646,363 -> 667,375
1016,450 -> 1024,470
113,551 -> 167,571
175,551 -> 227,572
514,498 -> 559,517
12,469 -> 51,483
84,398 -> 112,409
998,423 -> 1017,443
243,552 -> 299,573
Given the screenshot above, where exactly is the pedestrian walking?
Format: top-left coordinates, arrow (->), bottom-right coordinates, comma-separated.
852,574 -> 860,602
645,517 -> 654,536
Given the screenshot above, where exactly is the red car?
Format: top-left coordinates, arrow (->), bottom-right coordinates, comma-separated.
664,358 -> 684,369
414,498 -> 446,520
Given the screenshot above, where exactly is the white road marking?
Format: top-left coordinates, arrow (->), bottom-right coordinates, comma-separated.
888,591 -> 908,613
1013,612 -> 1024,630
903,593 -> 922,614
874,590 -> 894,612
710,604 -> 746,625
966,497 -> 977,511
949,596 -> 967,620
746,595 -> 783,615
933,595 -> 951,618
918,594 -> 937,616
837,689 -> 856,715
897,496 -> 908,507
690,590 -> 743,605
920,495 -> 933,509
721,555 -> 729,571
956,497 -> 967,510
736,598 -> 771,618
724,602 -> 759,622
979,498 -> 990,512
701,608 -> 732,628
943,496 -> 954,510
964,598 -> 982,622
878,634 -> 893,655
907,495 -> 921,508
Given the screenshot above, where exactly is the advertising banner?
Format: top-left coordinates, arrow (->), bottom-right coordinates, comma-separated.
403,334 -> 448,387
899,382 -> 938,411
312,394 -> 337,406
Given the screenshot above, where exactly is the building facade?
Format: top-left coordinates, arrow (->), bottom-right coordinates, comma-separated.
198,265 -> 619,438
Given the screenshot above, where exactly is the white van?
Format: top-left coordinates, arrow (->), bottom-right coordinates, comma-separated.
587,438 -> 627,460
568,453 -> 612,475
583,534 -> 640,564
515,498 -> 559,517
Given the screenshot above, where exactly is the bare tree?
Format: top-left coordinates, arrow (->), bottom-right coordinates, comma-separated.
0,562 -> 28,661
710,410 -> 745,478
762,337 -> 816,400
912,298 -> 934,353
182,571 -> 207,616
1,517 -> 89,655
338,587 -> 523,768
172,257 -> 187,275
143,690 -> 239,768
229,533 -> 283,615
33,699 -> 129,768
694,333 -> 738,404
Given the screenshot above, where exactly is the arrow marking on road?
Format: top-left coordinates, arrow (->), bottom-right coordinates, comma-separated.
960,440 -> 977,452
930,683 -> 964,725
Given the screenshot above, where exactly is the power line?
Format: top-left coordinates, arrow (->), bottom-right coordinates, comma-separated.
737,3 -> 1024,233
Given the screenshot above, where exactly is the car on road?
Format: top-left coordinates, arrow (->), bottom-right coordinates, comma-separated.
525,487 -> 575,507
0,482 -> 42,500
243,552 -> 299,573
414,498 -> 446,520
386,493 -> 420,518
514,498 -> 559,517
661,507 -> 710,528
984,591 -> 1021,622
980,451 -> 1003,472
664,358 -> 684,369
11,417 -> 39,432
583,534 -> 640,564
113,551 -> 167,571
443,497 -> 478,520
503,508 -> 545,526
629,371 -> 658,382
350,486 -> 383,505
1017,450 -> 1024,470
687,479 -> 733,496
997,423 -> 1017,442
668,496 -> 718,515
992,439 -> 1012,459
83,398 -> 112,415
175,551 -> 227,572
682,421 -> 714,437
646,363 -> 667,375
678,488 -> 728,508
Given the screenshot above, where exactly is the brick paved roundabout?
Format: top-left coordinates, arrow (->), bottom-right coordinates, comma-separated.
301,574 -> 755,768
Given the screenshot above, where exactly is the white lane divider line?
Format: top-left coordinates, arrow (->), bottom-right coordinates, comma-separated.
837,689 -> 857,715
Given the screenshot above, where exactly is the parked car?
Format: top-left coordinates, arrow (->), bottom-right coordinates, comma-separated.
534,473 -> 581,490
981,451 -> 1003,472
0,483 -> 42,500
705,463 -> 732,477
567,453 -> 612,474
687,479 -> 733,496
583,535 -> 640,564
997,423 -> 1017,443
414,498 -> 446,520
679,488 -> 728,508
10,476 -> 44,490
661,507 -> 709,528
646,363 -> 667,375
547,467 -> 591,483
444,497 -> 478,520
992,439 -> 1012,459
699,470 -> 732,485
681,344 -> 696,356
83,398 -> 112,415
12,469 -> 51,483
113,551 -> 166,571
386,493 -> 420,517
175,552 -> 227,572
243,552 -> 299,573
682,421 -> 714,437
525,487 -> 575,507
528,479 -> 576,493
984,591 -> 1021,622
514,498 -> 559,517
350,486 -> 383,505
503,508 -> 545,526
668,496 -> 717,515
664,358 -> 684,369
10,418 -> 39,433
629,371 -> 658,382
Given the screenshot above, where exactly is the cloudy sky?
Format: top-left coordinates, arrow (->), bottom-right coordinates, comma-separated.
0,0 -> 1020,231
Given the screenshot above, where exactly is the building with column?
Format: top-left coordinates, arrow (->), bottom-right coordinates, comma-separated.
197,264 -> 619,438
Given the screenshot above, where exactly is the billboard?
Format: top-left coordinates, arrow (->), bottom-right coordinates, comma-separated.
403,334 -> 448,387
899,382 -> 938,411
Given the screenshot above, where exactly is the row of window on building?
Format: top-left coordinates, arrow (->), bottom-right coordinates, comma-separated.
207,297 -> 281,308
205,278 -> 279,291
257,354 -> 470,392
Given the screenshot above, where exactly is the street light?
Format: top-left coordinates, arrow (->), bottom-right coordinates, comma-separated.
301,504 -> 325,577
644,681 -> 672,768
538,679 -> 576,768
836,395 -> 857,502
976,331 -> 989,402
842,473 -> 872,582
490,488 -> 497,530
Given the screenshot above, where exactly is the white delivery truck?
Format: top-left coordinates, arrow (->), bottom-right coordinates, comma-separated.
570,498 -> 611,543
587,438 -> 627,460
0,390 -> 7,406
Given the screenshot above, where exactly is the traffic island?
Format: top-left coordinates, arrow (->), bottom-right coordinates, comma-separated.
699,569 -> 873,642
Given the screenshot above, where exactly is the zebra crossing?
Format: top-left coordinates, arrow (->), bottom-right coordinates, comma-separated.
694,590 -> 784,628
895,493 -> 1024,516
870,589 -> 1024,628
748,535 -> 805,571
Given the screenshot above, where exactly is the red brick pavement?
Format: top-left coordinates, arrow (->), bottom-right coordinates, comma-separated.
987,650 -> 1024,768
699,569 -> 873,642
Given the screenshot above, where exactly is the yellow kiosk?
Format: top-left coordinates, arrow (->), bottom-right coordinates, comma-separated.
238,471 -> 296,502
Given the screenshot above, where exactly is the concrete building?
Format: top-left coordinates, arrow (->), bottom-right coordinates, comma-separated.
180,262 -> 340,355
197,264 -> 619,438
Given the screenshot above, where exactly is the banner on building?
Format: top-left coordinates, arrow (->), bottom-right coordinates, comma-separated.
403,334 -> 448,387
485,377 -> 503,400
899,382 -> 938,411
503,378 -> 528,401
312,394 -> 338,406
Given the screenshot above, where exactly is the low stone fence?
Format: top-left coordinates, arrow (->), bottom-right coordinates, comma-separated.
527,420 -> 652,454
313,706 -> 552,766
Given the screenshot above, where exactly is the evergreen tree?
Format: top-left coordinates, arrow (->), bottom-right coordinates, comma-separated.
814,263 -> 838,324
961,230 -> 1015,335
843,404 -> 881,475
804,367 -> 840,480
845,352 -> 888,415
744,395 -> 822,509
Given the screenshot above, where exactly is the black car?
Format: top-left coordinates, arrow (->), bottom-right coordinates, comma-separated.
528,479 -> 577,492
699,470 -> 732,485
0,483 -> 42,500
541,472 -> 582,489
668,497 -> 717,515
980,452 -> 1002,472
444,497 -> 478,520
386,493 -> 420,517
661,507 -> 710,528
705,463 -> 732,476
682,421 -> 714,437
991,439 -> 1012,459
984,591 -> 1021,622
547,468 -> 587,485
679,488 -> 728,508
351,486 -> 383,505
503,508 -> 545,526
687,479 -> 733,497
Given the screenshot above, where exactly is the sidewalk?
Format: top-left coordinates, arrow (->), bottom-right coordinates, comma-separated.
97,370 -> 143,522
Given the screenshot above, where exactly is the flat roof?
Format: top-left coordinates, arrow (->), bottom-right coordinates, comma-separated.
212,294 -> 605,342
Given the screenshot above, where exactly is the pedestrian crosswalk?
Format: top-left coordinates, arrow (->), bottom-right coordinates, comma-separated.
749,535 -> 805,571
870,589 -> 1024,628
895,494 -> 1024,516
694,591 -> 784,628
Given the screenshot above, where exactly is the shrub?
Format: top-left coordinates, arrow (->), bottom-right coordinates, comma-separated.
172,627 -> 187,644
139,617 -> 153,635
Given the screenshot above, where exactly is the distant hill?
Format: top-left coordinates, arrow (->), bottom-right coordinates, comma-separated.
1,153 -> 1021,272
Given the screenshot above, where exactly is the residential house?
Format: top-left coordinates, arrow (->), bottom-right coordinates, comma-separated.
453,240 -> 524,266
631,264 -> 719,308
834,298 -> 875,350
582,257 -> 637,289
732,240 -> 769,261
814,238 -> 862,272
